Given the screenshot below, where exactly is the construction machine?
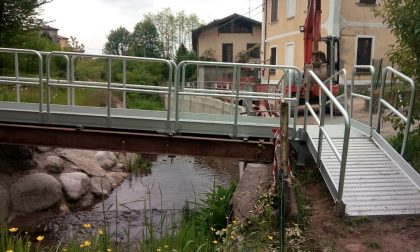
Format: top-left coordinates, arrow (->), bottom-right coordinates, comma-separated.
291,0 -> 341,101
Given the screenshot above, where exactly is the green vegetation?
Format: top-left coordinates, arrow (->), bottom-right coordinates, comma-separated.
388,132 -> 420,172
127,155 -> 152,176
140,182 -> 237,251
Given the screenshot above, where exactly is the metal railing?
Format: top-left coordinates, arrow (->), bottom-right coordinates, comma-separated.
45,51 -> 175,126
377,66 -> 416,156
304,69 -> 350,208
350,65 -> 375,134
0,48 -> 43,112
1,48 -> 303,138
176,60 -> 302,136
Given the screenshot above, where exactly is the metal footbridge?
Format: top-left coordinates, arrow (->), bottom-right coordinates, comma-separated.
0,48 -> 419,216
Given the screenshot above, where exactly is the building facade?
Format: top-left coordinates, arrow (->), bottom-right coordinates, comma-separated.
262,0 -> 395,84
192,13 -> 262,63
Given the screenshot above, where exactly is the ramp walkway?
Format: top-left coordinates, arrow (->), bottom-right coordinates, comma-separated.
0,48 -> 419,216
301,66 -> 420,216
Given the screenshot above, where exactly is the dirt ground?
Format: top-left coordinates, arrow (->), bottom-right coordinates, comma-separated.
301,180 -> 420,252
289,95 -> 420,252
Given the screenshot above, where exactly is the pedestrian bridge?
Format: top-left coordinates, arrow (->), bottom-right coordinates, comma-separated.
0,48 -> 419,217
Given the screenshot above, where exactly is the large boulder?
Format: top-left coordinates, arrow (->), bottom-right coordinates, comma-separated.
0,185 -> 9,222
10,173 -> 62,213
59,172 -> 90,201
95,151 -> 117,170
90,176 -> 112,198
44,156 -> 64,173
0,145 -> 36,173
106,172 -> 129,188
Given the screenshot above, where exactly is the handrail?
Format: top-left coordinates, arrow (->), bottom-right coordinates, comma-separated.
304,69 -> 350,208
176,60 -> 303,137
376,66 -> 416,156
0,48 -> 43,113
350,65 -> 375,133
45,51 -> 175,125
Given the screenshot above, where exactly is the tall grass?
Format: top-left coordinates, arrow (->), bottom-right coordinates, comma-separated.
139,182 -> 237,252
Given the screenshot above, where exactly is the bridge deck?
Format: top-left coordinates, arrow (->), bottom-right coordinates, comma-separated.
305,124 -> 420,216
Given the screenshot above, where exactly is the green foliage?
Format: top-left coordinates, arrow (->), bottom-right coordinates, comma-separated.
388,132 -> 420,172
0,225 -> 44,252
199,48 -> 217,61
103,26 -> 131,56
139,182 -> 237,252
127,155 -> 151,176
130,18 -> 164,58
0,0 -> 48,47
374,0 -> 420,82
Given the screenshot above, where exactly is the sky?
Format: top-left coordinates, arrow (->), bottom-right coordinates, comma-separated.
41,0 -> 263,54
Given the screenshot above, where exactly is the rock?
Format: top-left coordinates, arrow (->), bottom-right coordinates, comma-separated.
60,149 -> 107,177
90,177 -> 112,198
232,163 -> 272,221
0,173 -> 12,189
44,156 -> 65,173
0,144 -> 36,173
58,201 -> 70,214
69,192 -> 94,210
10,173 -> 62,213
95,151 -> 117,170
0,185 -> 10,222
345,243 -> 367,252
59,172 -> 90,201
106,171 -> 129,187
111,162 -> 126,172
36,146 -> 54,153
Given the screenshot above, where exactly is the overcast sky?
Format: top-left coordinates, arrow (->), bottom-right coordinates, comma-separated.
41,0 -> 263,54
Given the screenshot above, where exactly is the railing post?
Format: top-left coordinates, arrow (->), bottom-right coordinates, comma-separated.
107,57 -> 112,127
122,59 -> 127,108
14,53 -> 20,102
233,66 -> 241,137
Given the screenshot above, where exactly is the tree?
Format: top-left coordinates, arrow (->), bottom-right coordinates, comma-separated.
375,0 -> 420,132
129,18 -> 163,58
65,36 -> 85,53
146,8 -> 202,59
375,0 -> 420,83
175,43 -> 196,64
103,26 -> 131,55
0,0 -> 49,47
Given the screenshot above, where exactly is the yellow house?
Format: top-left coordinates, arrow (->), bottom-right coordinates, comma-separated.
262,0 -> 395,84
192,13 -> 262,63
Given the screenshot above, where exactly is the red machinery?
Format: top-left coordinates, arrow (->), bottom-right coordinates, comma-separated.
290,0 -> 340,100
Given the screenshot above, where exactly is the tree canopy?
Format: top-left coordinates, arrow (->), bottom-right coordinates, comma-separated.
0,0 -> 49,47
375,0 -> 420,82
103,26 -> 131,55
130,18 -> 164,58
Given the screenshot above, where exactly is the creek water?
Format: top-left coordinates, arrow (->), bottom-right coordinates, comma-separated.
45,155 -> 239,245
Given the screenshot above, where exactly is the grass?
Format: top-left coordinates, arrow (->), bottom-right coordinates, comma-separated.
138,182 -> 237,251
388,130 -> 420,173
126,155 -> 151,176
2,182 -> 239,252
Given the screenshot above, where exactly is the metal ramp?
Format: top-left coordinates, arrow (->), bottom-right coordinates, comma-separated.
301,66 -> 420,216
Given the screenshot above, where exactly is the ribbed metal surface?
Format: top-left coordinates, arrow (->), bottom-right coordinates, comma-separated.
308,126 -> 420,216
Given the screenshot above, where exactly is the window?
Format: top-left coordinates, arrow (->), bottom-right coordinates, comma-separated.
247,43 -> 260,59
222,43 -> 233,62
358,0 -> 376,5
356,37 -> 373,72
269,47 -> 277,74
218,19 -> 252,33
271,0 -> 278,22
286,0 -> 296,19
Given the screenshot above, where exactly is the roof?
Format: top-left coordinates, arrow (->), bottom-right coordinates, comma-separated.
192,13 -> 262,52
56,35 -> 69,40
41,25 -> 59,31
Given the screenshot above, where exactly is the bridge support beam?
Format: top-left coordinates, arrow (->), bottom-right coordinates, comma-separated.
0,123 -> 274,162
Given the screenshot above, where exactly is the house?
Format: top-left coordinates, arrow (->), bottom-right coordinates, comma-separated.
261,0 -> 395,84
192,13 -> 262,63
40,26 -> 69,49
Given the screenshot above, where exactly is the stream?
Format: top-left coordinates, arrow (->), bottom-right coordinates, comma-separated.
44,155 -> 239,245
